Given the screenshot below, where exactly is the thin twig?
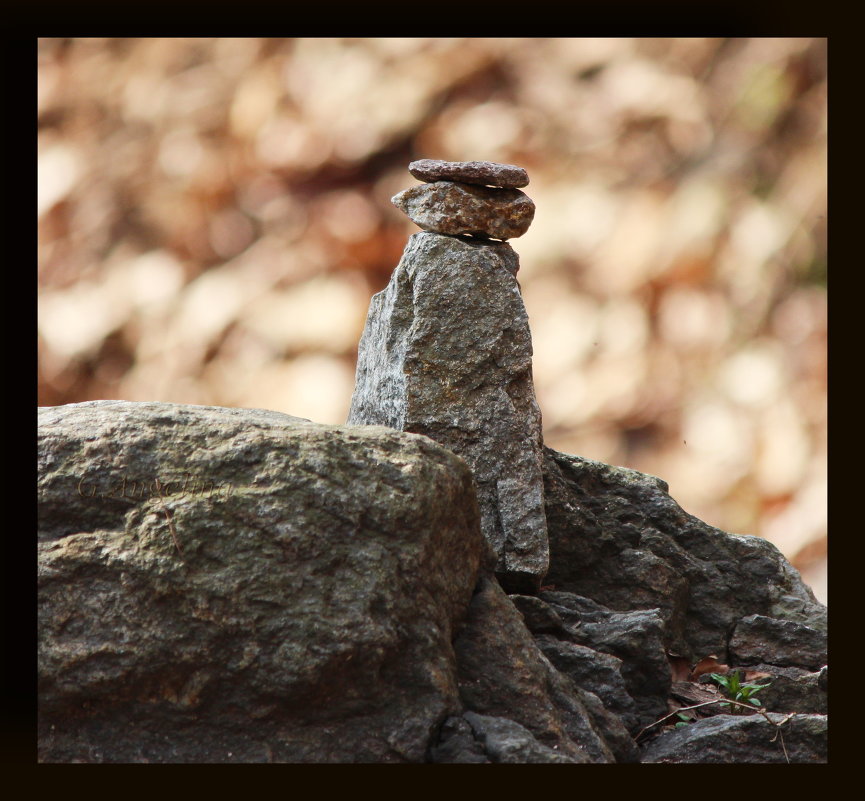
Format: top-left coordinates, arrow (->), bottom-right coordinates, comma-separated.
768,712 -> 796,764
635,699 -> 726,741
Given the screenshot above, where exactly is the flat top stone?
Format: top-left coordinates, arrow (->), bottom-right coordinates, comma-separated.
409,159 -> 529,189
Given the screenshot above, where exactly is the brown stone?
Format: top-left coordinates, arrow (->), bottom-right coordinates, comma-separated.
392,181 -> 535,240
409,159 -> 529,188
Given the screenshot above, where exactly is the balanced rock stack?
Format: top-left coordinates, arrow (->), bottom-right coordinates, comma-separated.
349,159 -> 549,593
392,159 -> 535,240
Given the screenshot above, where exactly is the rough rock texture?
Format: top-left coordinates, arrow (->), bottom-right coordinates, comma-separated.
348,232 -> 548,593
37,399 -> 828,763
640,713 -> 828,764
38,400 -> 487,763
509,594 -> 565,634
427,715 -> 491,763
728,614 -> 828,670
541,448 -> 825,662
536,591 -> 670,731
442,712 -> 581,763
446,577 -> 617,763
770,666 -> 827,715
535,636 -> 639,731
574,686 -> 642,764
408,159 -> 529,188
392,181 -> 535,240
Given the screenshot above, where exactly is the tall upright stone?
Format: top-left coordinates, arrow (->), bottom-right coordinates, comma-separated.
348,196 -> 549,591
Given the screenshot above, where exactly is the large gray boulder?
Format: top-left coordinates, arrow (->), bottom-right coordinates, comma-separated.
39,400 -> 645,764
347,231 -> 549,594
38,401 -> 488,763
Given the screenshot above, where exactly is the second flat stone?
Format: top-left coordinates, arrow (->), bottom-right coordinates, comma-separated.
392,181 -> 535,240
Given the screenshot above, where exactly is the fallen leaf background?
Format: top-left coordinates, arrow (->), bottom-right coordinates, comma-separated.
37,37 -> 827,602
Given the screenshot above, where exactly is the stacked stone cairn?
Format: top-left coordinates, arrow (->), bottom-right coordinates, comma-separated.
38,159 -> 828,762
392,159 -> 536,240
349,159 -> 549,593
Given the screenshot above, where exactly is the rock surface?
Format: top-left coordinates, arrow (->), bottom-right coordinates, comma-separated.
347,231 -> 548,592
535,635 -> 640,733
541,448 -> 825,662
431,712 -> 579,763
742,665 -> 827,715
728,614 -> 827,670
37,400 -> 828,763
529,591 -> 670,731
38,401 -> 486,763
640,713 -> 828,764
509,594 -> 565,634
547,593 -> 671,717
408,158 -> 529,188
392,181 -> 535,240
449,577 -> 616,763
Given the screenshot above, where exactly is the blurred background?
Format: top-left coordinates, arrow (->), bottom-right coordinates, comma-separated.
37,38 -> 827,602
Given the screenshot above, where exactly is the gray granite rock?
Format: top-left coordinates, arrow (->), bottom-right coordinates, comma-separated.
729,615 -> 827,671
392,181 -> 535,240
539,590 -> 670,729
535,635 -> 640,733
640,713 -> 828,764
451,577 -> 616,763
573,688 -> 641,763
348,231 -> 548,593
38,401 -> 486,763
509,594 -> 565,634
461,712 -> 584,763
430,708 -> 612,764
408,159 -> 529,188
428,716 -> 491,763
38,162 -> 829,764
541,448 -> 826,662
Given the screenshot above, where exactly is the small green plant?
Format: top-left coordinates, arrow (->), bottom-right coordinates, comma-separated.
710,671 -> 772,713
